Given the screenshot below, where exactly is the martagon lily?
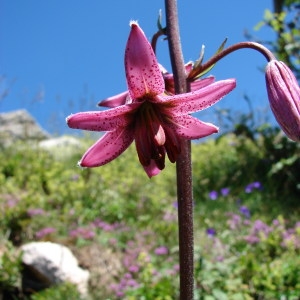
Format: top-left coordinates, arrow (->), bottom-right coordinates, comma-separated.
67,21 -> 236,177
99,63 -> 216,108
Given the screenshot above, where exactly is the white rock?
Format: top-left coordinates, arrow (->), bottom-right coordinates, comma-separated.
39,135 -> 81,149
21,242 -> 90,296
39,135 -> 83,159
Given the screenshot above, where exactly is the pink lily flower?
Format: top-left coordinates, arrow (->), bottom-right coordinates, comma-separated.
266,60 -> 300,142
67,21 -> 236,177
99,62 -> 215,108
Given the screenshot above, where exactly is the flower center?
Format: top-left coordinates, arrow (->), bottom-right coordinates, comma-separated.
133,100 -> 181,169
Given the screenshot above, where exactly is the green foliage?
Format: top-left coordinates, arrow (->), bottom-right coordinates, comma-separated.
192,134 -> 262,200
125,252 -> 178,300
254,1 -> 300,79
30,282 -> 82,300
194,214 -> 300,299
0,239 -> 22,291
0,126 -> 299,299
194,108 -> 300,216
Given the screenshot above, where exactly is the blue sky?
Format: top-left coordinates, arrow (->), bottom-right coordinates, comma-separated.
0,0 -> 276,135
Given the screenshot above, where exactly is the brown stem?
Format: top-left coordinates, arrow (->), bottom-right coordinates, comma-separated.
165,0 -> 194,299
165,0 -> 188,94
151,30 -> 165,55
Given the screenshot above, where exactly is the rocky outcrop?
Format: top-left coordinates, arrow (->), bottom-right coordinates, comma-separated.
0,109 -> 50,147
21,242 -> 90,297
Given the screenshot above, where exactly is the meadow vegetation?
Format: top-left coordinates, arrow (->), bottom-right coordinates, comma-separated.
0,122 -> 299,299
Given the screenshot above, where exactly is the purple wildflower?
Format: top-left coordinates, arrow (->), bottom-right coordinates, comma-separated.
127,279 -> 139,288
209,190 -> 218,200
272,219 -> 280,226
111,273 -> 140,298
163,210 -> 177,222
252,182 -> 262,190
109,238 -> 118,246
220,187 -> 230,196
128,265 -> 140,273
123,273 -> 132,280
252,220 -> 271,235
173,264 -> 180,272
166,268 -> 178,276
243,219 -> 251,226
70,174 -> 80,181
245,181 -> 262,193
35,227 -> 56,239
244,235 -> 261,244
245,186 -> 251,193
227,213 -> 242,230
92,218 -> 120,231
69,227 -> 95,240
115,291 -> 125,298
239,205 -> 251,218
154,246 -> 169,255
206,228 -> 216,237
5,194 -> 19,208
27,208 -> 45,217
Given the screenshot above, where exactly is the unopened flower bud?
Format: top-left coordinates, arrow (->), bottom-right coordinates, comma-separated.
265,60 -> 300,141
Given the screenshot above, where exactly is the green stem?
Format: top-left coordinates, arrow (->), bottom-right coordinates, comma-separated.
165,0 -> 194,299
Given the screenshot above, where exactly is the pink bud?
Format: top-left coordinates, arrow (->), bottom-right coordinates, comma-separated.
266,60 -> 300,141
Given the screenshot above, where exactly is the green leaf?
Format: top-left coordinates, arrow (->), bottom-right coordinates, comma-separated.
264,9 -> 274,21
212,289 -> 228,300
191,38 -> 228,79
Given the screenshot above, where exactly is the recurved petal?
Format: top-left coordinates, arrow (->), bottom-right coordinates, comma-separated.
125,21 -> 164,99
79,127 -> 134,167
98,91 -> 131,108
66,104 -> 138,131
160,79 -> 236,115
143,160 -> 163,178
190,76 -> 215,91
169,115 -> 218,139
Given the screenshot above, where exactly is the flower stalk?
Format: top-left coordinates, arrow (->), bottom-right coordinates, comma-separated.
165,0 -> 194,299
189,41 -> 276,79
189,40 -> 300,143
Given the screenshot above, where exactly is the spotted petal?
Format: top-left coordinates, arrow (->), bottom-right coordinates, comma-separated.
169,115 -> 218,139
190,76 -> 215,91
158,79 -> 236,115
98,91 -> 131,108
67,104 -> 139,131
79,127 -> 134,167
125,22 -> 164,99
